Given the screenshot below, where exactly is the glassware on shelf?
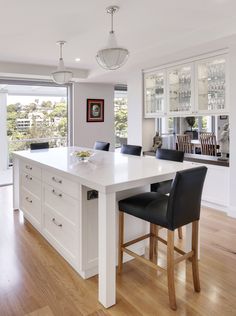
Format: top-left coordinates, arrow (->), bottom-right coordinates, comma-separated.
168,66 -> 191,112
198,58 -> 226,112
145,72 -> 165,114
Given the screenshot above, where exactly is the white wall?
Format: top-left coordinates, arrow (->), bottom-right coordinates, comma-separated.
127,70 -> 155,151
73,83 -> 115,151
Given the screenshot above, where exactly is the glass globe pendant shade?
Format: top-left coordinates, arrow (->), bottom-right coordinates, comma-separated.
51,41 -> 73,84
96,6 -> 129,70
96,47 -> 129,70
51,68 -> 73,84
51,71 -> 73,84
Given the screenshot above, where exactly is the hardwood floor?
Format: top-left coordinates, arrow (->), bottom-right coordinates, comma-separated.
0,186 -> 236,315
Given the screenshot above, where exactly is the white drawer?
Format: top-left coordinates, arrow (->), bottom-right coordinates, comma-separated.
43,184 -> 78,223
20,160 -> 41,179
20,187 -> 41,229
43,206 -> 77,259
42,170 -> 79,199
21,172 -> 41,198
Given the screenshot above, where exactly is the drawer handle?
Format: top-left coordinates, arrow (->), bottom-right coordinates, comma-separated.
25,165 -> 32,170
25,196 -> 33,203
52,218 -> 62,227
25,174 -> 32,180
52,189 -> 62,198
52,176 -> 62,184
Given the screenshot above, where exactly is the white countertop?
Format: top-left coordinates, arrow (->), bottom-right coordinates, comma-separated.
13,146 -> 194,193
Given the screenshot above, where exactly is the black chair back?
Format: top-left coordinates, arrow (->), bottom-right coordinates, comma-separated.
121,144 -> 142,156
167,166 -> 207,230
156,148 -> 184,162
30,142 -> 49,150
94,141 -> 110,151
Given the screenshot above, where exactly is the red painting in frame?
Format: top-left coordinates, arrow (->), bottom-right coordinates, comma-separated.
87,99 -> 104,122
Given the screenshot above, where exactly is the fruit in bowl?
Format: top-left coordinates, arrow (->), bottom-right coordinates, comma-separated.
72,150 -> 93,162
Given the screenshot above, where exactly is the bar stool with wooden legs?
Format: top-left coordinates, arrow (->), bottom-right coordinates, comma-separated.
118,166 -> 207,310
151,148 -> 185,240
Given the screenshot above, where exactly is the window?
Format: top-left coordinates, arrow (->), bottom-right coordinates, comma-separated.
5,82 -> 70,164
156,114 -> 229,149
114,87 -> 128,148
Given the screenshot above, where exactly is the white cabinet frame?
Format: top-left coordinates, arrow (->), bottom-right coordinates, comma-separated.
144,70 -> 167,118
143,51 -> 229,118
167,62 -> 195,117
194,54 -> 229,116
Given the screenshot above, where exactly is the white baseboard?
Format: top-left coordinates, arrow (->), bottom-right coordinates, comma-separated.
201,200 -> 229,214
227,205 -> 236,218
202,200 -> 236,219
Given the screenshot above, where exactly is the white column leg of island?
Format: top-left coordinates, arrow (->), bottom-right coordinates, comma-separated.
98,191 -> 116,308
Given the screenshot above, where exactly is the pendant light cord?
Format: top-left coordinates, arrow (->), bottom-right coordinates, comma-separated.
110,8 -> 114,34
60,42 -> 63,60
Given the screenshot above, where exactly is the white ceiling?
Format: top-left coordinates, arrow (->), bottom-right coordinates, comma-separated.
0,0 -> 236,84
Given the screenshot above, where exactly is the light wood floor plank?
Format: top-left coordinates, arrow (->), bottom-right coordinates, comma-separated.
25,306 -> 54,316
0,186 -> 236,315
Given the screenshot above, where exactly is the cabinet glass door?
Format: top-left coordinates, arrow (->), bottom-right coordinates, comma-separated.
144,71 -> 165,115
168,65 -> 192,114
197,57 -> 226,112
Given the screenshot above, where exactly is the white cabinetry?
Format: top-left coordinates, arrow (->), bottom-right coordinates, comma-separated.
144,53 -> 228,118
19,160 -> 42,230
195,56 -> 227,114
144,70 -> 166,117
42,181 -> 79,265
19,159 -> 99,278
167,63 -> 194,116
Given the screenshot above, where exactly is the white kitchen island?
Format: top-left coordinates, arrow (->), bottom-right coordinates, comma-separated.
13,146 -> 197,308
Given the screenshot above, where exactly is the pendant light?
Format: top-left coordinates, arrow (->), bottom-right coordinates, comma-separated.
51,41 -> 73,84
96,6 -> 129,70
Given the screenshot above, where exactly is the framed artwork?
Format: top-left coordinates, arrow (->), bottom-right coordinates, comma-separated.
87,99 -> 104,122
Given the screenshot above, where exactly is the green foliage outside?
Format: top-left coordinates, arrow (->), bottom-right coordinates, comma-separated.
7,98 -> 67,163
114,96 -> 128,147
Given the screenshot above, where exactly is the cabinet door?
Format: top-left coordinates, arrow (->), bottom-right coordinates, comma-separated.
167,64 -> 193,115
144,71 -> 166,117
196,56 -> 226,113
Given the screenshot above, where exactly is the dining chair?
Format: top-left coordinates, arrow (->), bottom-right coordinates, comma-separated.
94,141 -> 110,151
199,132 -> 214,137
184,131 -> 193,140
176,135 -> 193,153
30,142 -> 49,150
120,144 -> 142,156
118,166 -> 207,310
151,148 -> 184,239
199,134 -> 217,156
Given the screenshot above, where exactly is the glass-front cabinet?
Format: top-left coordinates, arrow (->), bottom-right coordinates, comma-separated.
143,53 -> 228,118
144,71 -> 165,117
196,57 -> 226,113
167,64 -> 193,115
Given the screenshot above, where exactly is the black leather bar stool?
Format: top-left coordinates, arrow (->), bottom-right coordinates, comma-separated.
30,142 -> 49,150
118,166 -> 207,310
94,141 -> 110,151
120,144 -> 142,156
151,148 -> 184,239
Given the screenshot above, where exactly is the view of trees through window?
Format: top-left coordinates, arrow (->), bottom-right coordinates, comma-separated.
7,85 -> 68,164
114,90 -> 128,148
